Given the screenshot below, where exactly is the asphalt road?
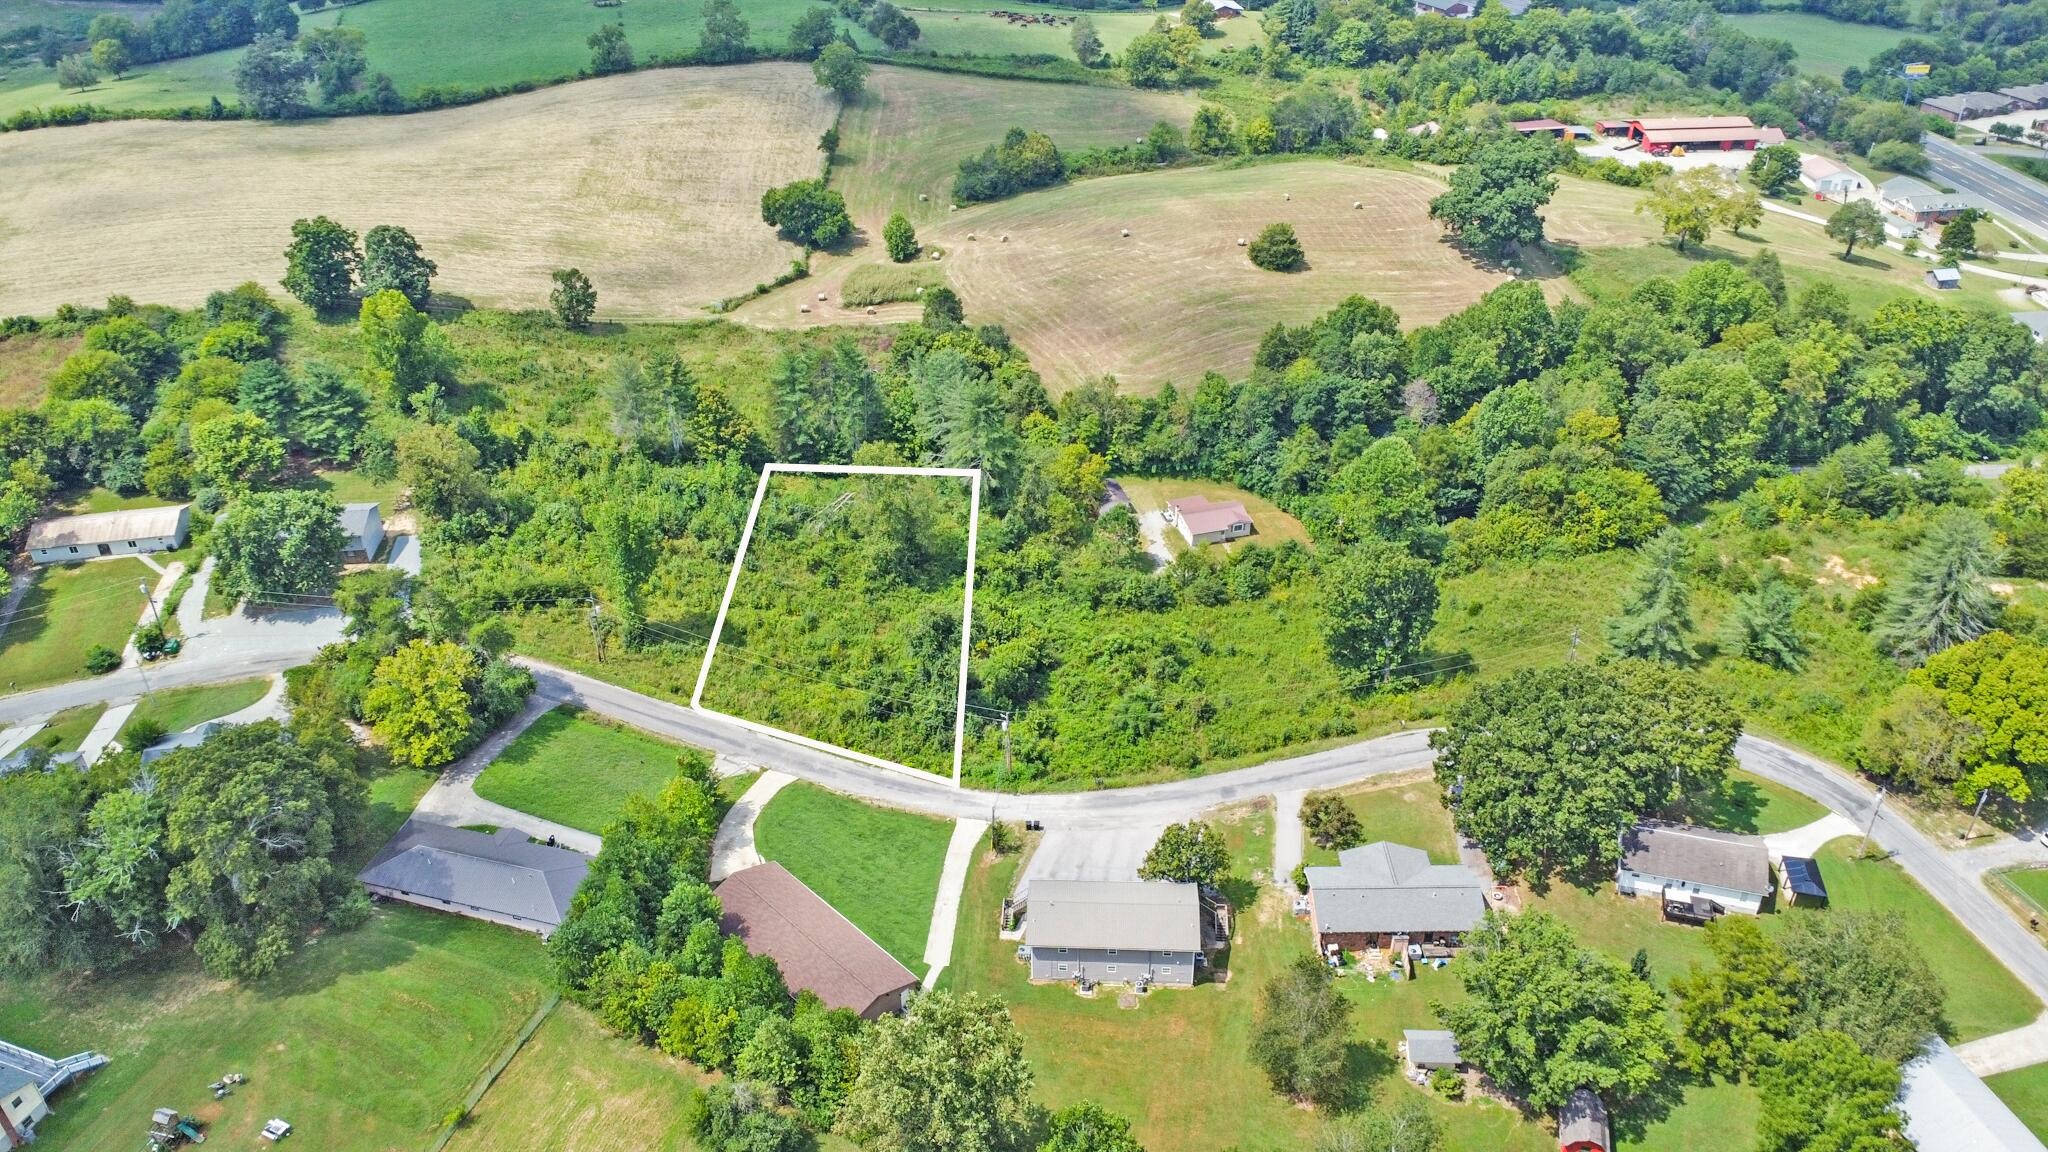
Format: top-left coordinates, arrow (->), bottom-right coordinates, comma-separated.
1924,134 -> 2048,242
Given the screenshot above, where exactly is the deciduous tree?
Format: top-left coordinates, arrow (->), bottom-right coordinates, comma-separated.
190,410 -> 286,493
361,224 -> 437,307
699,0 -> 752,63
787,6 -> 837,58
1427,134 -> 1558,260
1248,222 -> 1305,271
1825,199 -> 1886,258
1040,1102 -> 1145,1152
761,179 -> 852,249
1437,911 -> 1669,1110
588,22 -> 633,74
812,41 -> 868,101
1671,916 -> 1800,1080
90,37 -> 129,78
551,267 -> 597,328
363,640 -> 482,769
1746,142 -> 1801,196
234,32 -> 312,118
1319,540 -> 1437,690
1250,955 -> 1352,1105
1781,910 -> 1945,1063
836,990 -> 1038,1152
300,25 -> 367,101
282,216 -> 360,312
212,489 -> 347,603
884,212 -> 919,263
1069,15 -> 1103,66
1755,1030 -> 1911,1152
1137,819 -> 1229,886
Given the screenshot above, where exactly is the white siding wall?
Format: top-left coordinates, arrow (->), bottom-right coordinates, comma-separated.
1616,869 -> 1766,915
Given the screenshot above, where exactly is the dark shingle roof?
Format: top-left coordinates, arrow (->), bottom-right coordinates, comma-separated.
358,820 -> 590,928
1560,1088 -> 1610,1146
1619,822 -> 1770,896
716,862 -> 919,1015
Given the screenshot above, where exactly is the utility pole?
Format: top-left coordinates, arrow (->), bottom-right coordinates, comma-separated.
1568,627 -> 1581,661
1858,787 -> 1887,859
1962,787 -> 1992,842
587,599 -> 605,665
139,579 -> 162,629
999,713 -> 1013,783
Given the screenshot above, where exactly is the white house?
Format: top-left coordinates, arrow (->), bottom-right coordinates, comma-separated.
26,505 -> 189,565
1616,822 -> 1771,918
339,502 -> 385,563
1165,495 -> 1254,546
1797,154 -> 1865,198
1204,0 -> 1245,16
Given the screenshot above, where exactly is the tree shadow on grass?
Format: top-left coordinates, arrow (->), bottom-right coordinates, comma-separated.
1333,1034 -> 1400,1112
1607,1067 -> 1693,1146
1836,250 -> 1894,271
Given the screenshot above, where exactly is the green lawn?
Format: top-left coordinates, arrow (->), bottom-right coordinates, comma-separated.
1303,776 -> 1462,869
24,704 -> 105,753
1787,838 -> 2041,1042
1680,770 -> 1831,836
1723,10 -> 1910,78
298,467 -> 405,510
1,905 -> 552,1151
446,1004 -> 704,1152
119,676 -> 270,742
754,781 -> 952,974
360,766 -> 438,867
474,706 -> 705,834
1997,866 -> 2048,917
1988,1061 -> 2048,1144
0,559 -> 151,693
1115,475 -> 1314,553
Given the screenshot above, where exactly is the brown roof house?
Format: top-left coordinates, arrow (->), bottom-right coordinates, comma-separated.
1616,822 -> 1771,919
1165,495 -> 1254,546
716,862 -> 920,1019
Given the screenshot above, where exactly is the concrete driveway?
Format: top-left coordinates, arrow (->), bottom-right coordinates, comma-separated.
1016,824 -> 1167,896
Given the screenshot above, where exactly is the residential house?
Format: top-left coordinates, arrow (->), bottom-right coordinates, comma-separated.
26,505 -> 189,565
1928,267 -> 1963,290
140,721 -> 226,765
1559,1089 -> 1612,1152
2011,312 -> 2048,344
1920,91 -> 2020,122
1022,880 -> 1202,986
1403,1029 -> 1462,1072
1901,1038 -> 2048,1152
2000,83 -> 2048,110
1204,0 -> 1245,16
1165,495 -> 1254,546
1879,176 -> 1971,224
1798,153 -> 1865,197
717,862 -> 921,1018
1413,0 -> 1474,15
339,502 -> 384,563
1,1082 -> 43,1150
1304,841 -> 1488,953
358,820 -> 592,937
0,1038 -> 107,1149
0,748 -> 83,778
1616,822 -> 1771,919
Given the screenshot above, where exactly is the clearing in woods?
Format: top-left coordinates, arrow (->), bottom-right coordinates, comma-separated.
0,65 -> 835,319
919,159 -> 1528,390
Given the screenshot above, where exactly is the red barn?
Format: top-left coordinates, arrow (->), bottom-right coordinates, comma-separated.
1623,115 -> 1765,154
1560,1089 -> 1611,1152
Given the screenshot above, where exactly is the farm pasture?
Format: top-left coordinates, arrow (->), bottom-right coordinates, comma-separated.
0,65 -> 835,319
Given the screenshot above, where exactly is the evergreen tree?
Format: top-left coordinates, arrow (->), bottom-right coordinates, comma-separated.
1875,510 -> 2003,664
1724,576 -> 1808,671
1605,529 -> 1694,663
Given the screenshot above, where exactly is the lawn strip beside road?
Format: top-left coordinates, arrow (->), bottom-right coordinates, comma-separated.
118,677 -> 270,743
1988,1062 -> 2048,1144
24,703 -> 104,753
0,906 -> 552,1151
0,558 -> 152,693
474,705 -> 708,835
755,781 -> 954,975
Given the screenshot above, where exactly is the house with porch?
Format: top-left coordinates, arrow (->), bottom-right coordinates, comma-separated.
1616,822 -> 1771,919
1303,841 -> 1487,956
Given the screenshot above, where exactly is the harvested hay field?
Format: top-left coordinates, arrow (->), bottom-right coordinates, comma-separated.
831,66 -> 1196,229
924,159 -> 1543,391
0,65 -> 835,320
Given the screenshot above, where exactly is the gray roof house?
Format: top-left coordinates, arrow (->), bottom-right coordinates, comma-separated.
2013,312 -> 2048,343
1901,1038 -> 2048,1152
1560,1088 -> 1611,1152
1023,880 -> 1202,987
1617,822 -> 1771,918
339,502 -> 384,562
358,820 -> 591,936
140,721 -> 227,765
1403,1029 -> 1462,1071
26,505 -> 190,565
1879,176 -> 1972,222
1304,842 -> 1487,951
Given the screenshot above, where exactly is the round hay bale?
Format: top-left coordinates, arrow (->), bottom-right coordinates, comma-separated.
816,291 -> 828,301
918,193 -> 929,202
1353,201 -> 1363,209
968,233 -> 977,241
799,304 -> 811,314
1284,192 -> 1292,201
1121,228 -> 1131,237
1000,234 -> 1009,242
915,286 -> 925,295
1236,237 -> 1247,246
865,306 -> 877,315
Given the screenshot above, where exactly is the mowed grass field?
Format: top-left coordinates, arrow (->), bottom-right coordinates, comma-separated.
753,781 -> 952,974
119,676 -> 271,741
926,159 -> 1523,390
0,64 -> 834,319
2,906 -> 552,1151
474,706 -> 705,833
1723,10 -> 1909,77
0,558 -> 149,692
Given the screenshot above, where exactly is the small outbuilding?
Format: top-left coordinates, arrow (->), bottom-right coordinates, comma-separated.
26,505 -> 189,565
1616,822 -> 1772,919
717,862 -> 921,1018
1165,495 -> 1254,546
1204,0 -> 1245,16
339,502 -> 385,563
1927,267 -> 1963,290
358,820 -> 591,937
1511,118 -> 1569,137
1780,856 -> 1828,906
1402,1029 -> 1462,1072
1559,1088 -> 1611,1152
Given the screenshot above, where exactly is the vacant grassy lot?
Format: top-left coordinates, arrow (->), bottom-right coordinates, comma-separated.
1114,475 -> 1311,552
906,2 -> 1261,61
753,781 -> 952,973
928,159 -> 1524,390
120,676 -> 270,741
0,558 -> 149,692
0,65 -> 834,319
1989,1061 -> 2048,1143
446,1004 -> 703,1152
475,706 -> 704,833
1,906 -> 552,1151
831,65 -> 1196,229
0,328 -> 75,408
24,703 -> 105,753
1724,11 -> 1909,77
1679,770 -> 1830,836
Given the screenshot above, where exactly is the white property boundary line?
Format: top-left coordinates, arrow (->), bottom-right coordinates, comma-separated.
690,462 -> 983,788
